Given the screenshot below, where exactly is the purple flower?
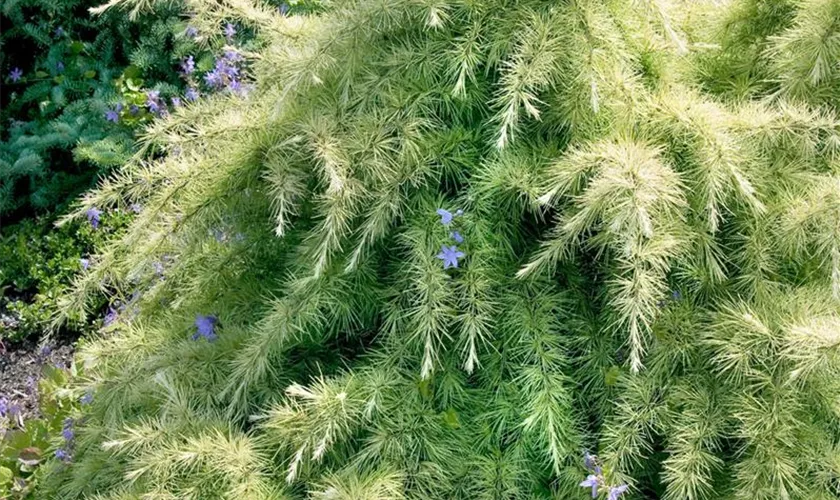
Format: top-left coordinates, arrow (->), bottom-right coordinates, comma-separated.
185,87 -> 199,102
80,258 -> 90,270
181,55 -> 195,75
171,97 -> 182,107
86,207 -> 102,229
55,449 -> 70,461
80,391 -> 93,405
0,398 -> 8,417
186,25 -> 198,38
146,90 -> 161,113
104,307 -> 118,326
580,474 -> 600,499
9,67 -> 23,82
223,49 -> 242,63
105,108 -> 120,123
279,3 -> 289,15
129,104 -> 140,115
436,245 -> 465,269
224,22 -> 236,39
55,27 -> 65,37
213,229 -> 227,242
450,231 -> 464,243
204,69 -> 223,88
583,451 -> 597,471
671,289 -> 681,301
436,208 -> 454,225
193,314 -> 218,341
130,203 -> 142,213
62,427 -> 74,442
608,484 -> 629,500
63,418 -> 73,429
39,345 -> 53,357
56,61 -> 65,73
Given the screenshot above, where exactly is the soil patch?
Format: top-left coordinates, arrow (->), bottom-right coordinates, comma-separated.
0,338 -> 74,422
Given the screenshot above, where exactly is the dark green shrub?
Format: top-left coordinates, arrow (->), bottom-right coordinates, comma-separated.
0,0 -> 188,218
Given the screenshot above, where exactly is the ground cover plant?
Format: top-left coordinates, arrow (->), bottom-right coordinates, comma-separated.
31,0 -> 840,498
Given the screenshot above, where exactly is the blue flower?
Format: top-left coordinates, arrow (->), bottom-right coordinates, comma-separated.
181,55 -> 195,75
224,22 -> 236,39
105,107 -> 120,123
130,203 -> 142,214
55,27 -> 65,37
86,207 -> 102,229
0,398 -> 7,417
9,67 -> 23,82
223,49 -> 242,63
436,245 -> 465,269
279,3 -> 289,15
204,69 -> 223,88
583,450 -> 597,471
104,307 -> 118,326
580,474 -> 600,498
55,449 -> 70,461
129,104 -> 140,115
80,391 -> 93,405
185,87 -> 200,102
80,258 -> 90,270
185,25 -> 198,38
56,61 -> 65,73
146,90 -> 162,113
608,484 -> 629,500
436,208 -> 454,225
193,314 -> 218,341
451,231 -> 464,243
153,261 -> 165,277
62,427 -> 74,442
39,344 -> 53,357
671,289 -> 681,301
171,97 -> 182,108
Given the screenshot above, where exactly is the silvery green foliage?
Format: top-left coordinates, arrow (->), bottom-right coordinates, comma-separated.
40,0 -> 840,498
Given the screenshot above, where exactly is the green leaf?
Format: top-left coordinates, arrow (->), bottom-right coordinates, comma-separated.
123,65 -> 141,79
126,78 -> 143,91
604,366 -> 621,387
0,467 -> 11,486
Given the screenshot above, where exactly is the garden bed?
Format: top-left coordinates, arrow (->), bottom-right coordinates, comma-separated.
0,338 -> 74,422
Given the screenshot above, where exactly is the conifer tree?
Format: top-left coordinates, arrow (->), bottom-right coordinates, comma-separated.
38,0 -> 840,498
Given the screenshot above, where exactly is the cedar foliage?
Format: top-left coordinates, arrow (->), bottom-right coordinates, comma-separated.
40,0 -> 840,498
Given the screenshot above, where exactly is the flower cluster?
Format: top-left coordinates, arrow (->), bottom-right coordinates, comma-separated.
55,418 -> 74,462
204,49 -> 250,96
435,208 -> 466,269
579,452 -> 629,500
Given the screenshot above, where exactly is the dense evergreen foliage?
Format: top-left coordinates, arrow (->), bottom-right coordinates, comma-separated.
0,0 -> 188,217
33,0 -> 840,498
